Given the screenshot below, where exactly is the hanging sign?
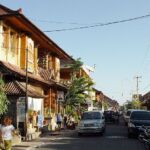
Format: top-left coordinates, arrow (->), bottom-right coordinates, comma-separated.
57,91 -> 64,102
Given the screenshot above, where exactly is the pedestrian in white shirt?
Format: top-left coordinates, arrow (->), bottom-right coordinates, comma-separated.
0,116 -> 15,150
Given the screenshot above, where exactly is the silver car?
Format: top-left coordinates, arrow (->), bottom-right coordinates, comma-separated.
77,111 -> 105,136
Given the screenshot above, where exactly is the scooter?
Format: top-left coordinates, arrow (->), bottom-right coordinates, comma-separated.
138,126 -> 150,150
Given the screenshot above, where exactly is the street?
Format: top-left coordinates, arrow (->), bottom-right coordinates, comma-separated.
35,119 -> 145,150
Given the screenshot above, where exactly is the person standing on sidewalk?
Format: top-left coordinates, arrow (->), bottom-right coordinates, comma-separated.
0,116 -> 15,150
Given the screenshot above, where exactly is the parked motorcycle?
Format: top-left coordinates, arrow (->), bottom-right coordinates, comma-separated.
138,126 -> 150,150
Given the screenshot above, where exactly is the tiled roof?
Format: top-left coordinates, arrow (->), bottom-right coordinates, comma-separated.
38,67 -> 55,81
0,61 -> 52,85
0,60 -> 68,91
4,81 -> 46,98
4,81 -> 23,95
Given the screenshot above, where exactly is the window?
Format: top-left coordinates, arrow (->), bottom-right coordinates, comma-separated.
82,112 -> 101,120
2,26 -> 8,48
27,40 -> 34,72
131,111 -> 150,120
10,31 -> 18,57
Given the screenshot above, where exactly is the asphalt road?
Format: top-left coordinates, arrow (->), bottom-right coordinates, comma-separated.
35,118 -> 145,150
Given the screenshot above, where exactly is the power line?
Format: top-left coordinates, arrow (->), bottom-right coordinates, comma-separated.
136,45 -> 150,76
43,13 -> 150,32
30,18 -> 88,25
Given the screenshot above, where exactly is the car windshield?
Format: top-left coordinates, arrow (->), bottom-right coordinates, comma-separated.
82,112 -> 101,120
130,111 -> 150,120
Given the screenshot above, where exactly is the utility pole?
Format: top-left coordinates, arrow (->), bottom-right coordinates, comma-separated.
135,76 -> 142,95
25,48 -> 28,139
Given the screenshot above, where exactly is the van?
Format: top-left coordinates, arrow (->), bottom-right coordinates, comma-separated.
77,111 -> 105,136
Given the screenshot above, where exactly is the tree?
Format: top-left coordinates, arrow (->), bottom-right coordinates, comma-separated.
64,58 -> 94,112
0,78 -> 9,115
131,100 -> 141,109
65,76 -> 94,107
124,100 -> 141,110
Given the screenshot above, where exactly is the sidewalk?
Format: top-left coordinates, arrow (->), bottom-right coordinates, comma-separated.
12,129 -> 76,150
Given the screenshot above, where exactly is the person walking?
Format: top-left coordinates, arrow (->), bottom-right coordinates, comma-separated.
56,113 -> 62,130
37,111 -> 43,131
0,116 -> 15,150
63,115 -> 68,129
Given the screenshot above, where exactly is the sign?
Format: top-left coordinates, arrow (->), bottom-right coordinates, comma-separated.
57,91 -> 64,102
17,97 -> 25,122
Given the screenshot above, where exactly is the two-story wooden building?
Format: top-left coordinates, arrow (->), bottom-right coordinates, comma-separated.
0,4 -> 73,136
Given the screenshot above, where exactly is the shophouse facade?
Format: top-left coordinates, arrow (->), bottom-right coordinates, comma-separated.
0,4 -> 73,137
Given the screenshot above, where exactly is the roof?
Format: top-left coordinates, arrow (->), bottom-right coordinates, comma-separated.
0,4 -> 74,62
92,88 -> 103,94
4,81 -> 46,98
0,61 -> 51,86
0,60 -> 68,91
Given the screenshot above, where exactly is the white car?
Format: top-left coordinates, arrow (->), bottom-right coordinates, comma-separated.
77,111 -> 105,136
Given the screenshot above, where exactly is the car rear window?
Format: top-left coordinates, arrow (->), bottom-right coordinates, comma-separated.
130,111 -> 150,120
82,112 -> 101,120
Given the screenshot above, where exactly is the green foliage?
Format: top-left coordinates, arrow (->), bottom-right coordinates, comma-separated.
65,76 -> 94,106
68,58 -> 83,77
131,100 -> 141,109
0,78 -> 9,115
124,100 -> 141,110
64,58 -> 94,111
102,101 -> 108,110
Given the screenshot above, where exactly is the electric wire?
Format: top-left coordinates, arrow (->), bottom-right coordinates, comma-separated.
43,13 -> 150,32
30,18 -> 88,25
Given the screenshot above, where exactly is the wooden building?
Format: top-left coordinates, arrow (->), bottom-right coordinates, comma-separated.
0,4 -> 73,136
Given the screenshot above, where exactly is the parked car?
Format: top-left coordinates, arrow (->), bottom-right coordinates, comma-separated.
77,110 -> 105,136
123,109 -> 136,126
104,110 -> 115,123
128,110 -> 150,137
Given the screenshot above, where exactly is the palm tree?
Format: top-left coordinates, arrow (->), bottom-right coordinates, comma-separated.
64,58 -> 94,112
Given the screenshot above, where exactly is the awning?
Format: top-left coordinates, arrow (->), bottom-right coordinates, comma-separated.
0,60 -> 53,85
4,81 -> 47,98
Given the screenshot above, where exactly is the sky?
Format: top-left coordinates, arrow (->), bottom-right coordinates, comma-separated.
1,0 -> 150,105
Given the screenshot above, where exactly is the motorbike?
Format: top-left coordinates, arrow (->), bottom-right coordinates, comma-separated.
138,126 -> 150,150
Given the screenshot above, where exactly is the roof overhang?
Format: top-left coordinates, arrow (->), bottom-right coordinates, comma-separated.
0,13 -> 73,62
5,81 -> 47,98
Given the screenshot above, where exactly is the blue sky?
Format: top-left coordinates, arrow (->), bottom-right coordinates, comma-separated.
1,0 -> 150,104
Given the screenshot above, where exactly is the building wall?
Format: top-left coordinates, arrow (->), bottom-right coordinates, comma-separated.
0,21 -> 37,74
